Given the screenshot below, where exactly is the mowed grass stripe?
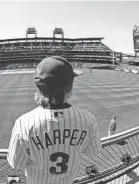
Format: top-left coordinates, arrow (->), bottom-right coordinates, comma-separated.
72,69 -> 139,137
77,70 -> 139,83
0,70 -> 139,148
0,73 -> 36,148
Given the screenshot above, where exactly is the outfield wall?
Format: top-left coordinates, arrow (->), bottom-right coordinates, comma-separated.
1,126 -> 139,184
115,67 -> 139,74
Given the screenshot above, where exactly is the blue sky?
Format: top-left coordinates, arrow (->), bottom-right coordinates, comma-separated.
0,1 -> 139,54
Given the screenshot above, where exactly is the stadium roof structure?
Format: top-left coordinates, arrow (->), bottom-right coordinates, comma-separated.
65,37 -> 104,41
0,37 -> 104,44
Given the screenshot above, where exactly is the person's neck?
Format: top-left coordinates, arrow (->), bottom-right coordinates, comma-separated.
43,102 -> 72,109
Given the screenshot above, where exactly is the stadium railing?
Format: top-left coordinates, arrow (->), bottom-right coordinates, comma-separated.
1,125 -> 139,184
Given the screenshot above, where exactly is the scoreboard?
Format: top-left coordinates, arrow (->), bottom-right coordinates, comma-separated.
133,25 -> 139,52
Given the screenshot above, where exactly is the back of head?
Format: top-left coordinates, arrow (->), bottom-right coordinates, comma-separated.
112,114 -> 116,119
34,56 -> 82,108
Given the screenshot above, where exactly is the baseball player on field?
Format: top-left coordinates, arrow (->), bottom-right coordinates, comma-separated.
108,115 -> 116,137
7,56 -> 102,184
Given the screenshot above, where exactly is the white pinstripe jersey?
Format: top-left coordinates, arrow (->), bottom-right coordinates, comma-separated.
7,104 -> 101,184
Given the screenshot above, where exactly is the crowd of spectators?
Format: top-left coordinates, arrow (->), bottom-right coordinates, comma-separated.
0,62 -> 37,70
116,63 -> 139,72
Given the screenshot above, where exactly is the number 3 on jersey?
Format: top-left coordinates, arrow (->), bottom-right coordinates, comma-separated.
49,152 -> 69,174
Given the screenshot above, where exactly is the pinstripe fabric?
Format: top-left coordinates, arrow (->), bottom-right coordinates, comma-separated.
7,105 -> 101,184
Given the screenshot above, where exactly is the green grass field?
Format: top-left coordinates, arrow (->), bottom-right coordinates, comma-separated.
0,68 -> 139,148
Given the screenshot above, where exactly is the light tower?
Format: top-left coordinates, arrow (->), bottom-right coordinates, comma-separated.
53,28 -> 64,42
26,27 -> 37,39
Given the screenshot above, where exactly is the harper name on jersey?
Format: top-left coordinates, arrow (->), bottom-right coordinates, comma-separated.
7,105 -> 101,184
32,129 -> 87,150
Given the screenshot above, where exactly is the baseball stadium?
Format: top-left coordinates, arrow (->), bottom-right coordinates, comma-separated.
0,26 -> 139,184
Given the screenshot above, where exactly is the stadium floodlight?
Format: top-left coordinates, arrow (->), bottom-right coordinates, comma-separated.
26,27 -> 37,39
53,28 -> 64,42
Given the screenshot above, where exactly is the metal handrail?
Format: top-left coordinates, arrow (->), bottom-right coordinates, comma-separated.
1,125 -> 139,183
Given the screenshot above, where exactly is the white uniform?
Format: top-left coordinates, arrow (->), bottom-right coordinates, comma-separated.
7,104 -> 101,184
108,118 -> 116,137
